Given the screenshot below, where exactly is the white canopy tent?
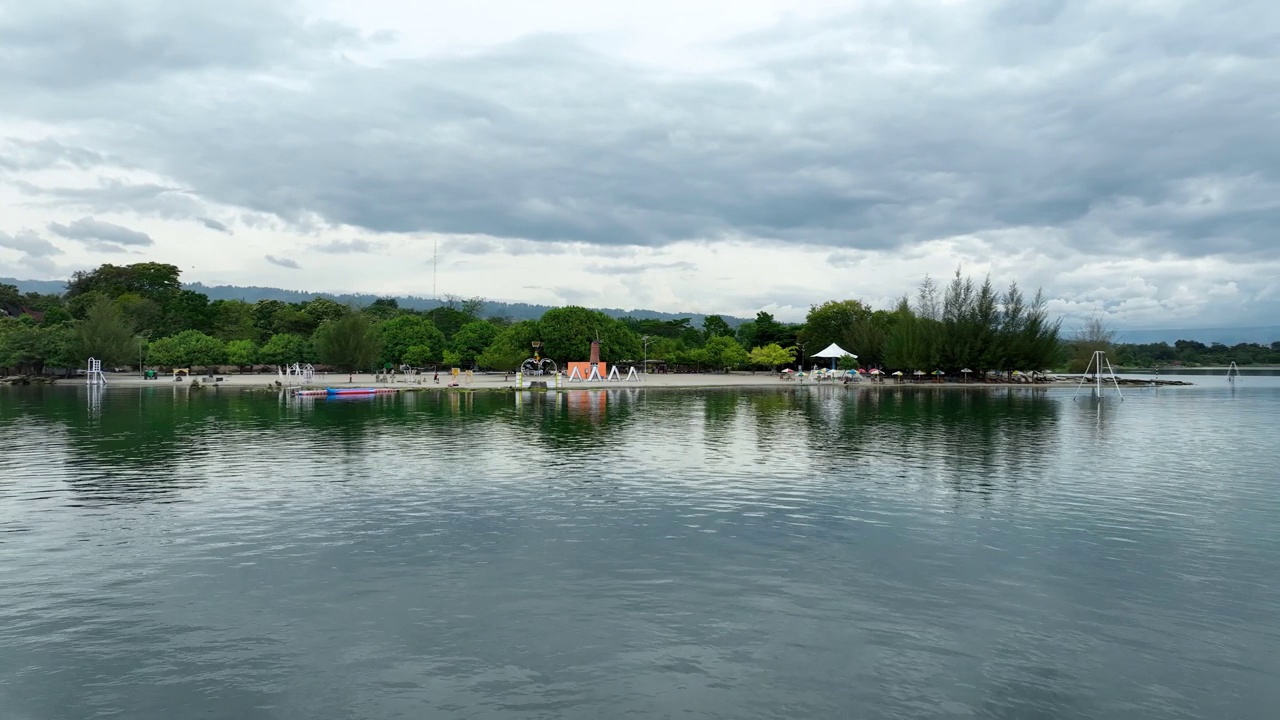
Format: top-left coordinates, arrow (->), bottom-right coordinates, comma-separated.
811,342 -> 856,369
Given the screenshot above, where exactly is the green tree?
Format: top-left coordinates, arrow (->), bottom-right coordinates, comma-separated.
538,306 -> 640,362
749,343 -> 796,371
737,310 -> 793,350
702,314 -> 733,339
71,296 -> 136,367
365,298 -> 402,321
208,299 -> 258,341
800,300 -> 872,352
441,349 -> 462,367
379,315 -> 446,364
303,298 -> 347,325
258,333 -> 313,366
403,345 -> 435,368
449,321 -> 498,366
0,322 -> 72,374
157,289 -> 212,336
225,339 -> 258,372
113,293 -> 163,335
145,330 -> 226,369
703,335 -> 749,371
65,262 -> 182,301
476,320 -> 541,370
314,313 -> 383,372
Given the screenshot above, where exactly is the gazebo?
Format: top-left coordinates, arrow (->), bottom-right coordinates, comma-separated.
811,343 -> 857,370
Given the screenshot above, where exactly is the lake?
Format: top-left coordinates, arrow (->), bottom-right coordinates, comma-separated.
2,380 -> 1278,719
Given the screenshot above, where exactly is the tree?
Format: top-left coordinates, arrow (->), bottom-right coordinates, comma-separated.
884,298 -> 935,371
225,339 -> 258,372
157,289 -> 212,336
403,345 -> 435,368
208,299 -> 257,341
476,320 -> 541,370
800,300 -> 872,353
537,306 -> 640,362
0,322 -> 72,375
426,305 -> 477,340
441,349 -> 462,367
65,262 -> 181,301
1068,315 -> 1116,372
379,315 -> 446,364
314,313 -> 383,372
703,335 -> 749,371
302,298 -> 347,325
737,311 -> 793,350
449,321 -> 498,366
750,343 -> 796,371
915,275 -> 941,321
258,333 -> 313,366
702,314 -> 733,340
146,330 -> 226,369
113,293 -> 163,335
365,298 -> 402,320
71,296 -> 136,367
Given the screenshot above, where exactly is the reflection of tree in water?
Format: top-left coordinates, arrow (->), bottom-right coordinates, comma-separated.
792,387 -> 1061,496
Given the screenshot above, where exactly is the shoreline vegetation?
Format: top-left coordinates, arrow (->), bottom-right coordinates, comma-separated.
2,263 -> 1276,383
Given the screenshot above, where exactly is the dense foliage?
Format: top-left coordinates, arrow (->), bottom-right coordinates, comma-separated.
6,262 -> 1267,378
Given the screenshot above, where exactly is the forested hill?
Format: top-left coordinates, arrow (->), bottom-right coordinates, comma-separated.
0,277 -> 746,327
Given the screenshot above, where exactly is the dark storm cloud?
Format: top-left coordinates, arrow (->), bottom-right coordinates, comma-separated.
48,217 -> 154,249
3,0 -> 1279,259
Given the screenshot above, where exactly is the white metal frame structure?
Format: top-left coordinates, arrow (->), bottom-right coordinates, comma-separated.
1227,361 -> 1242,383
1073,350 -> 1123,402
86,357 -> 108,386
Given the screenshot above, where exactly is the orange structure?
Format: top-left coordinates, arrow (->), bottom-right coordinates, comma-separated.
565,340 -> 606,380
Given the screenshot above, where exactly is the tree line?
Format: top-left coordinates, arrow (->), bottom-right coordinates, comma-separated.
9,262 -> 1204,378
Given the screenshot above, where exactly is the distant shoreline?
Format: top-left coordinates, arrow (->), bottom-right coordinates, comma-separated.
9,371 -> 1196,391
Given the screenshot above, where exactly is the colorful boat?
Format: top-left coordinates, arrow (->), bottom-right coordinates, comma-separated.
325,387 -> 397,396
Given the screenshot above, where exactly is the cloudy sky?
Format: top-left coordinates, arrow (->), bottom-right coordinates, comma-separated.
1,0 -> 1277,327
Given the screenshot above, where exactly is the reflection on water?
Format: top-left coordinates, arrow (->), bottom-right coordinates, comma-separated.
2,384 -> 1280,719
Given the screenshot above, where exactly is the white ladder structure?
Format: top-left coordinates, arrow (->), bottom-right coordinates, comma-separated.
1073,350 -> 1123,401
86,357 -> 108,386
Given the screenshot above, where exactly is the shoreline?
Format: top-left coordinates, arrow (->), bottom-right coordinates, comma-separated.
7,371 -> 1195,391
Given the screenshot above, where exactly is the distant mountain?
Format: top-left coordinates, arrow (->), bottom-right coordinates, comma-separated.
1114,326 -> 1280,346
1,277 -> 66,296
2,277 -> 748,327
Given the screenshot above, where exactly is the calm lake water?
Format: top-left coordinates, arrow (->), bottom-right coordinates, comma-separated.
2,379 -> 1279,719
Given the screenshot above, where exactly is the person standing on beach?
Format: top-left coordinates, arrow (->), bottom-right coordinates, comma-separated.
433,371 -> 439,384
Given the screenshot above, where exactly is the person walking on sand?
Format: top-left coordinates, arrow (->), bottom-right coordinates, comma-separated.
433,371 -> 439,384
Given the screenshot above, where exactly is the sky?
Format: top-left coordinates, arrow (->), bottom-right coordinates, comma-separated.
1,0 -> 1277,327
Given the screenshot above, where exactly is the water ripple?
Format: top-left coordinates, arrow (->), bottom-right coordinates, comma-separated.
2,383 -> 1279,718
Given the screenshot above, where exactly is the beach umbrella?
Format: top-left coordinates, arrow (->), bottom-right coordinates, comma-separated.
961,368 -> 972,383
869,368 -> 882,375
857,368 -> 867,374
782,368 -> 793,373
932,369 -> 944,383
